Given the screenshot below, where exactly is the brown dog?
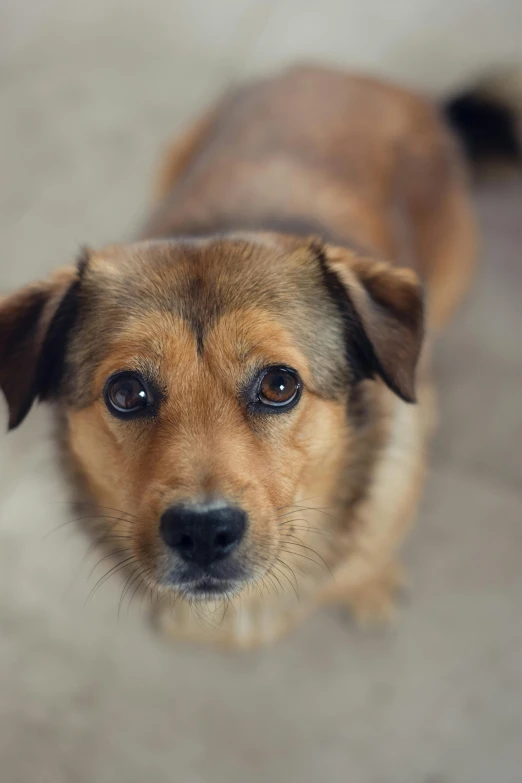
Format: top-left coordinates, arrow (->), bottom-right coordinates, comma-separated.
0,66 -> 476,647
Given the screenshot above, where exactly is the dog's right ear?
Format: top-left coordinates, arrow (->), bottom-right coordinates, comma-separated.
312,242 -> 425,403
0,260 -> 85,430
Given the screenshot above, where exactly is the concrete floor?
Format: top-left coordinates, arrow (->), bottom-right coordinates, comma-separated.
1,2 -> 521,782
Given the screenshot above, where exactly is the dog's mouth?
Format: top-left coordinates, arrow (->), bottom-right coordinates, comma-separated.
177,576 -> 243,600
159,559 -> 251,600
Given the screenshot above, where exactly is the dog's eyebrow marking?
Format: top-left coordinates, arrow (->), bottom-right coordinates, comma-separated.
192,318 -> 205,356
178,272 -> 213,356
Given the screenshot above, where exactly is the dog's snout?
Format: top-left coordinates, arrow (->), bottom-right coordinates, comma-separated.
160,504 -> 247,566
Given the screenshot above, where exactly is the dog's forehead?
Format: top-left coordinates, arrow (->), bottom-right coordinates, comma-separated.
86,237 -> 314,314
64,237 -> 349,404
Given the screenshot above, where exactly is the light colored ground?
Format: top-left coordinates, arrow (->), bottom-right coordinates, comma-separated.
1,2 -> 521,782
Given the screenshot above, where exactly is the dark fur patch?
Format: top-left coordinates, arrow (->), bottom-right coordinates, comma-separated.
3,253 -> 87,429
312,241 -> 423,403
37,276 -> 83,401
76,246 -> 91,278
347,382 -> 371,429
193,319 -> 205,356
444,91 -> 522,167
1,290 -> 48,429
36,252 -> 88,404
313,243 -> 408,398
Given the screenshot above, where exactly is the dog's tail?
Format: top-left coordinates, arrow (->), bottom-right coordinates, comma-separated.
442,68 -> 522,175
405,69 -> 521,330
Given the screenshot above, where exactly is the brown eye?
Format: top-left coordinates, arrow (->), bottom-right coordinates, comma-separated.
104,372 -> 150,417
257,367 -> 301,409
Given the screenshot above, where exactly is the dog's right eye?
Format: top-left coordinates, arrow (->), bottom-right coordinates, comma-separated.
104,372 -> 151,418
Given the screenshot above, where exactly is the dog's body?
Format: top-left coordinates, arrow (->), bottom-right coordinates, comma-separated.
147,66 -> 475,329
0,67 -> 476,647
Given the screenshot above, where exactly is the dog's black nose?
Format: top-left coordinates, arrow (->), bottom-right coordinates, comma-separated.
160,504 -> 246,567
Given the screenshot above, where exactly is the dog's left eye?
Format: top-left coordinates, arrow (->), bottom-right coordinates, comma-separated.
255,366 -> 301,411
104,372 -> 151,417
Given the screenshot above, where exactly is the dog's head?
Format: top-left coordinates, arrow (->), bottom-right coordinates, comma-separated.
0,235 -> 423,600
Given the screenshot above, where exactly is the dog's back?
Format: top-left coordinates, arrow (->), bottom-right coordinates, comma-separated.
147,65 -> 476,327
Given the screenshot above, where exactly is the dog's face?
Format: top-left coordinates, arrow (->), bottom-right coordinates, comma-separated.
0,234 -> 423,600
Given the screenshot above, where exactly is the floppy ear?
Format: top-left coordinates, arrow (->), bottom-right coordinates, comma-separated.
0,265 -> 82,430
317,243 -> 425,403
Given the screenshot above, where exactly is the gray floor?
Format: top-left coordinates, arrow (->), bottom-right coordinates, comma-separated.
1,3 -> 521,783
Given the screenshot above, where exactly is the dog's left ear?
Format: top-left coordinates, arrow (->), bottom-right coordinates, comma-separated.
0,265 -> 82,430
317,243 -> 425,403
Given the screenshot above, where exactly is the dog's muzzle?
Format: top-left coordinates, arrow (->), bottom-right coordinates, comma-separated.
159,502 -> 248,596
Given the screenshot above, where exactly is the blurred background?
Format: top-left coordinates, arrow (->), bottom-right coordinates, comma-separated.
0,1 -> 521,782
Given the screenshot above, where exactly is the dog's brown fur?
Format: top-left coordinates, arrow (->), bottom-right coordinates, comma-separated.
0,66 -> 476,647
